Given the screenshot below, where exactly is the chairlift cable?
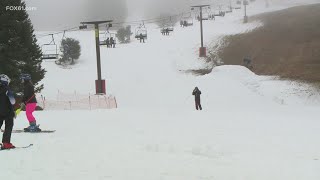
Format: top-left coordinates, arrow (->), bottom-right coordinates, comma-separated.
35,4 -> 239,42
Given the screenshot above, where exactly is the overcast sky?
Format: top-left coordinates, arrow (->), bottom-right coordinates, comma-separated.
24,0 -> 128,30
23,0 -> 272,31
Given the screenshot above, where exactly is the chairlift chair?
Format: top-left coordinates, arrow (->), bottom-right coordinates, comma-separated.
160,27 -> 174,35
225,3 -> 233,13
226,8 -> 233,13
181,12 -> 194,27
135,23 -> 148,40
202,13 -> 209,21
208,7 -> 216,20
201,7 -> 211,21
42,53 -> 58,59
183,17 -> 193,27
213,5 -> 224,17
79,24 -> 87,30
99,31 -> 108,46
234,0 -> 241,9
99,24 -> 116,46
214,11 -> 224,17
161,18 -> 174,35
41,34 -> 59,60
167,16 -> 175,31
135,29 -> 147,39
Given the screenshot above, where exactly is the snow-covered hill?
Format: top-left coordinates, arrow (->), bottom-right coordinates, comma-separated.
1,1 -> 320,180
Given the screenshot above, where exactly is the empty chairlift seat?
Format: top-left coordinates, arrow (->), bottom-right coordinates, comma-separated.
41,34 -> 59,60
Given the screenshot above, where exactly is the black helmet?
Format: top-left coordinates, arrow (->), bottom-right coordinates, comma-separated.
0,74 -> 10,86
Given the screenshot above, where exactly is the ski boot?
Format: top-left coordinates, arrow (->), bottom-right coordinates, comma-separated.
1,142 -> 16,150
24,122 -> 42,132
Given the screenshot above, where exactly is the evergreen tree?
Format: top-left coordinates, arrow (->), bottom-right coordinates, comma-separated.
0,0 -> 45,92
116,25 -> 132,43
58,38 -> 81,65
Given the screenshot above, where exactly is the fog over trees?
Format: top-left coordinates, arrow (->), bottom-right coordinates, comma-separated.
23,0 -> 294,30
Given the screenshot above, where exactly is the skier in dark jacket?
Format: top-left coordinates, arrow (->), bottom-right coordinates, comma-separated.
110,37 -> 116,48
106,37 -> 110,48
139,33 -> 145,43
0,74 -> 16,149
21,74 -> 41,132
192,87 -> 202,110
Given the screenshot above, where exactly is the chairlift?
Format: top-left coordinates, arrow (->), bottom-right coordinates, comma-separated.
99,31 -> 117,47
226,5 -> 233,13
201,7 -> 211,21
160,27 -> 174,36
107,32 -> 117,48
219,5 -> 227,17
99,31 -> 108,46
180,12 -> 194,27
99,24 -> 117,47
160,17 -> 174,35
79,24 -> 87,30
193,9 -> 200,20
234,0 -> 242,9
168,16 -> 175,31
135,22 -> 147,42
207,7 -> 215,20
41,34 -> 59,60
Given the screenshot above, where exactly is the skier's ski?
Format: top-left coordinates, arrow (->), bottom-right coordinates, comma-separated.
13,130 -> 55,133
0,143 -> 33,151
1,129 -> 55,133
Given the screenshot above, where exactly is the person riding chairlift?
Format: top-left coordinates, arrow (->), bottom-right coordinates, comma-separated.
165,28 -> 170,36
139,33 -> 145,43
110,37 -> 115,48
106,37 -> 110,48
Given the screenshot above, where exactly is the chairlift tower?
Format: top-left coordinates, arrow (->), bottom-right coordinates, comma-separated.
243,0 -> 249,23
191,5 -> 210,57
80,20 -> 112,94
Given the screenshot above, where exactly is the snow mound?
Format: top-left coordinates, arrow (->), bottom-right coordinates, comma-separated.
211,65 -> 256,78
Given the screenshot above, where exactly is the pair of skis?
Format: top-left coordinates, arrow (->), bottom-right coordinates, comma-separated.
1,129 -> 55,133
0,129 -> 55,151
0,126 -> 55,150
0,143 -> 33,151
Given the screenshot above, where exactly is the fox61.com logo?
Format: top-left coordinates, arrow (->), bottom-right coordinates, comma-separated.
5,6 -> 37,11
